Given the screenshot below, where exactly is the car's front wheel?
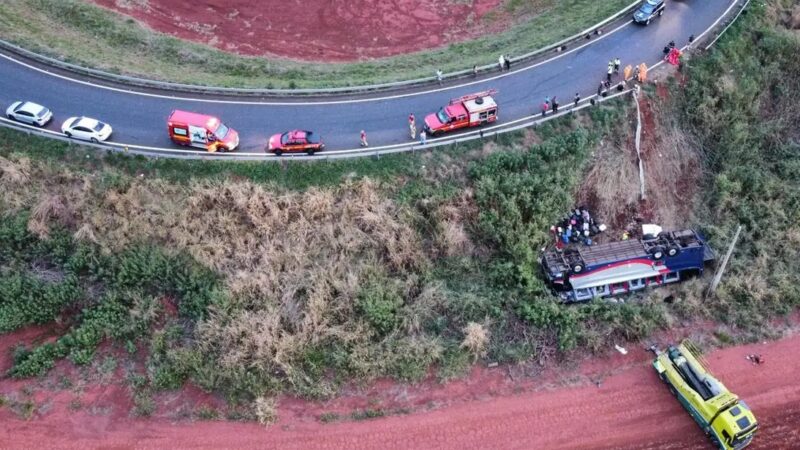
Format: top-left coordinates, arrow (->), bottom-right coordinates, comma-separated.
64,131 -> 72,138
306,148 -> 315,155
90,137 -> 99,143
658,9 -> 664,16
274,149 -> 283,156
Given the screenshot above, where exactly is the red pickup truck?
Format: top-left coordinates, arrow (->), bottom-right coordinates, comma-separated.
424,90 -> 498,136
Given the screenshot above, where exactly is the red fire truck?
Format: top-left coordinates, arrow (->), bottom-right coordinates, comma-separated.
423,90 -> 498,136
167,110 -> 239,152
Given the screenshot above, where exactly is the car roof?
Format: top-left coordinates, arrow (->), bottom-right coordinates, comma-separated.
645,0 -> 662,5
287,130 -> 311,139
18,101 -> 46,114
75,117 -> 100,128
445,104 -> 468,117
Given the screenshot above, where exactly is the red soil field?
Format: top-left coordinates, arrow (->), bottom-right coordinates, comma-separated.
88,0 -> 508,62
2,330 -> 799,449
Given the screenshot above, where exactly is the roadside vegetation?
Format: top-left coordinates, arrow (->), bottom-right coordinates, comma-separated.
1,0 -> 798,421
0,0 -> 631,88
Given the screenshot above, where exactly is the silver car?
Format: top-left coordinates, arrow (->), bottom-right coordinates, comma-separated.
6,101 -> 53,127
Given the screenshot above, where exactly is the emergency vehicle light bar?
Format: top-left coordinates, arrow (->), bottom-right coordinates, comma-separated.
449,89 -> 498,105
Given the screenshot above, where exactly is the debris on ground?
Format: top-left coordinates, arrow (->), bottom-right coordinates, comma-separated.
614,345 -> 628,355
745,354 -> 764,365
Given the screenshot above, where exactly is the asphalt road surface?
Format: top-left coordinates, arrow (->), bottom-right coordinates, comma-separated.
0,0 -> 735,153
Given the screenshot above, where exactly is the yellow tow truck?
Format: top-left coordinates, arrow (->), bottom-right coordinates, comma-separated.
652,341 -> 758,449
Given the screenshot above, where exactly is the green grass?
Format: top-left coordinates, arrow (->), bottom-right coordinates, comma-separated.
0,0 -> 631,89
2,3 -> 799,408
0,127 -> 492,191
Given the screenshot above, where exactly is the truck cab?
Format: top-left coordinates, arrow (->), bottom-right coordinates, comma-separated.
424,90 -> 498,136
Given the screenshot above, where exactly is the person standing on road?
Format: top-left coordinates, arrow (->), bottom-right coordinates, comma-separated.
498,54 -> 506,71
623,64 -> 633,80
597,81 -> 604,97
504,55 -> 511,70
419,129 -> 427,146
614,57 -> 621,74
574,92 -> 581,107
552,96 -> 559,113
408,113 -> 416,140
436,69 -> 443,84
360,130 -> 368,147
607,64 -> 613,83
545,96 -> 551,108
541,100 -> 550,117
473,65 -> 478,77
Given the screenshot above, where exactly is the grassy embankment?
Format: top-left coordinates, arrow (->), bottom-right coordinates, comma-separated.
0,0 -> 630,88
1,0 -> 799,419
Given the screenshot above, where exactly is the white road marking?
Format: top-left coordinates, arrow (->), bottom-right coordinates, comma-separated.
0,0 -> 739,157
0,21 -> 632,106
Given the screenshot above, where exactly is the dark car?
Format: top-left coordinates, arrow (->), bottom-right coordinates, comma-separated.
267,130 -> 325,155
633,0 -> 665,25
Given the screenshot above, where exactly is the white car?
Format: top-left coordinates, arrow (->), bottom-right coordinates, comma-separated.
61,116 -> 113,142
6,101 -> 53,127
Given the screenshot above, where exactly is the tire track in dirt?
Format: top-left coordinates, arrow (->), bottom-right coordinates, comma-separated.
2,333 -> 799,449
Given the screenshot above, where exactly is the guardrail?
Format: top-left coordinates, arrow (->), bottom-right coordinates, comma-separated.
0,0 -> 748,163
704,0 -> 751,51
0,89 -> 634,161
0,0 -> 639,97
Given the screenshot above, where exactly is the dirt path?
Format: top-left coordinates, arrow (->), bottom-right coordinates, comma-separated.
2,334 -> 799,449
88,0 -> 506,61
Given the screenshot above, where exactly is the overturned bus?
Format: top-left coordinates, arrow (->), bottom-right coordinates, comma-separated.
540,228 -> 715,303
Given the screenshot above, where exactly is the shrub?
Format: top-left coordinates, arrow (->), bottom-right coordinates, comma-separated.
356,272 -> 404,337
0,273 -> 82,332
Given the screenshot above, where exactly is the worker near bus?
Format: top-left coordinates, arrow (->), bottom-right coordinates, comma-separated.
408,113 -> 417,139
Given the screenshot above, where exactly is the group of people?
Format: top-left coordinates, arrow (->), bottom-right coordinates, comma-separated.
550,207 -> 607,249
376,35 -> 694,149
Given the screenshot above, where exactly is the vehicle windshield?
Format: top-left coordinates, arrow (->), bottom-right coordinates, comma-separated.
306,132 -> 320,144
92,122 -> 106,132
639,3 -> 656,13
436,108 -> 449,124
730,432 -> 754,448
281,132 -> 291,145
215,123 -> 229,140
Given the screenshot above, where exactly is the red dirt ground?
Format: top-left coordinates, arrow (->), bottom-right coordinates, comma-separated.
2,330 -> 800,449
88,0 -> 508,61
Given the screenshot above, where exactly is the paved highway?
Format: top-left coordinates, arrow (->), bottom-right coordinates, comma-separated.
0,0 -> 735,154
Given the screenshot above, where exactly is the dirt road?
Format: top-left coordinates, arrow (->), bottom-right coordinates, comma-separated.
2,334 -> 799,449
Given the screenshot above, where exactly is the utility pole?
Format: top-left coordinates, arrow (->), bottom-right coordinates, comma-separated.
707,225 -> 743,297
